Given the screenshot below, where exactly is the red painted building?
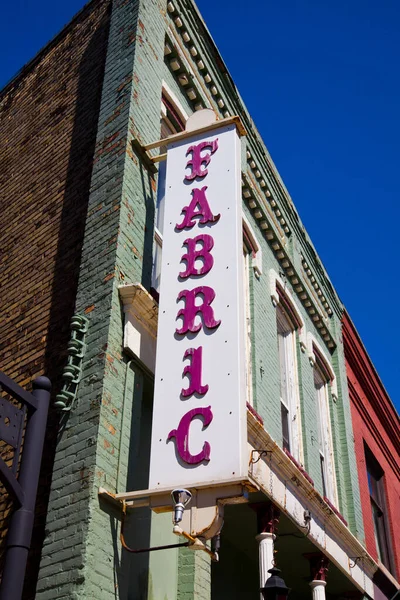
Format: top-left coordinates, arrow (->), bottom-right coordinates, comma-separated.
342,311 -> 400,600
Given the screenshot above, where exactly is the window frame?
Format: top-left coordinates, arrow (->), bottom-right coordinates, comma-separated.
269,270 -> 305,463
364,443 -> 395,574
309,336 -> 338,505
276,300 -> 302,461
242,214 -> 262,277
151,86 -> 188,298
243,241 -> 253,406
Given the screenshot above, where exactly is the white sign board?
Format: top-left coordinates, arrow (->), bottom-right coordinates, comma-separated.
149,122 -> 247,489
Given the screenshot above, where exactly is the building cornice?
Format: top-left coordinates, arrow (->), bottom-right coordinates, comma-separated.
241,171 -> 336,351
347,379 -> 400,479
165,0 -> 343,319
342,311 -> 400,454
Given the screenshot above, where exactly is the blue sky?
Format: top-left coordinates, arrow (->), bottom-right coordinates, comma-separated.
1,1 -> 399,410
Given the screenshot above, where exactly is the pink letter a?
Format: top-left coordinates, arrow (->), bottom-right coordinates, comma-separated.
176,187 -> 220,231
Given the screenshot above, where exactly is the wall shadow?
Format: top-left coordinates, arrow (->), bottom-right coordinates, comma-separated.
23,6 -> 111,599
110,364 -> 154,600
138,161 -> 156,292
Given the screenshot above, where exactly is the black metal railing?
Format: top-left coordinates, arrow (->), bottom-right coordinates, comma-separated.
0,371 -> 50,600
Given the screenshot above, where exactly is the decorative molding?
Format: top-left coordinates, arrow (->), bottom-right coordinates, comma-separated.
119,284 -> 159,372
323,496 -> 348,527
307,332 -> 338,401
242,172 -> 336,352
301,256 -> 333,317
242,213 -> 262,277
162,79 -> 189,122
304,552 -> 330,582
164,1 -> 344,324
256,502 -> 281,535
246,401 -> 264,425
246,149 -> 291,236
164,3 -> 339,349
342,312 -> 400,456
243,171 -> 287,240
165,9 -> 230,118
119,284 -> 158,337
269,268 -> 307,352
347,379 -> 400,479
284,447 -> 314,485
164,31 -> 206,112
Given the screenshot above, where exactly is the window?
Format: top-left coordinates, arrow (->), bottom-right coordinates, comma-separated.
276,303 -> 300,459
269,270 -> 304,462
151,159 -> 165,295
313,349 -> 337,504
151,92 -> 186,296
365,444 -> 394,573
160,95 -> 185,146
243,242 -> 253,405
242,218 -> 263,407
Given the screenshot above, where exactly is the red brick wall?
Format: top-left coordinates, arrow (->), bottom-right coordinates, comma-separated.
0,1 -> 111,596
343,313 -> 400,580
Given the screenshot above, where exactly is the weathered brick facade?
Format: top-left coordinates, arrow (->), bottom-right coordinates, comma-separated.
0,1 -> 110,596
343,311 -> 400,595
1,0 -> 398,599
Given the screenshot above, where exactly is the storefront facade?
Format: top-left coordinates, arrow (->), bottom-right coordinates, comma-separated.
0,1 -> 398,599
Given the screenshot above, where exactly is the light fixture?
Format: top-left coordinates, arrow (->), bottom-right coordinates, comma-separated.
260,567 -> 290,600
171,489 -> 192,525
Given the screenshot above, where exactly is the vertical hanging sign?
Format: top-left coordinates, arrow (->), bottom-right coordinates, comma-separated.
149,119 -> 247,489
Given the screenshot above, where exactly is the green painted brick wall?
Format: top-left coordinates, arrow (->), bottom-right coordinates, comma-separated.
37,0 -> 169,597
177,547 -> 211,600
82,0 -> 168,597
162,67 -> 193,119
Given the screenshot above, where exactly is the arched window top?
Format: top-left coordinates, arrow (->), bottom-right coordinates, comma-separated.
269,269 -> 304,327
269,269 -> 306,351
152,84 -> 189,296
243,214 -> 262,277
307,332 -> 338,401
161,80 -> 189,129
276,282 -> 303,330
